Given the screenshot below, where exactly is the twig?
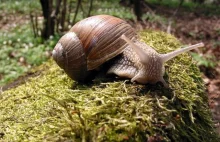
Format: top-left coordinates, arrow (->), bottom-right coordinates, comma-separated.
167,0 -> 184,33
67,0 -> 73,25
51,0 -> 61,33
87,0 -> 93,17
72,0 -> 82,25
34,14 -> 40,37
60,0 -> 67,31
30,13 -> 37,37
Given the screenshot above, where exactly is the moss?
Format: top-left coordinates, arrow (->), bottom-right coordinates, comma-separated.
0,30 -> 219,142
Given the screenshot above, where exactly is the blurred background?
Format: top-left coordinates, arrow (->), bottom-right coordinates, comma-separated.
0,0 -> 219,133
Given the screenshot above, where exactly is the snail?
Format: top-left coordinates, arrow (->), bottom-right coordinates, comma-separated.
52,15 -> 204,87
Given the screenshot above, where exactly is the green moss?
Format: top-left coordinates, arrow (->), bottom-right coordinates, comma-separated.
0,30 -> 219,142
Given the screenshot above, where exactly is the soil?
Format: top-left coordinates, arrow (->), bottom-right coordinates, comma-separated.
1,3 -> 220,135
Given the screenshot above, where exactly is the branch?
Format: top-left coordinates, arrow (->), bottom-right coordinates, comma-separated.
87,0 -> 93,17
72,0 -> 82,24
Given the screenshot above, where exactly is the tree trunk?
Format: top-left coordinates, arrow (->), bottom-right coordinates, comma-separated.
134,0 -> 142,21
87,0 -> 93,17
60,0 -> 67,31
40,0 -> 54,39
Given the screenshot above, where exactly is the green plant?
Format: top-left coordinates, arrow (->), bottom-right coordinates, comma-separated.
92,0 -> 135,20
0,24 -> 60,86
0,0 -> 41,14
191,52 -> 217,68
147,0 -> 220,15
142,12 -> 167,23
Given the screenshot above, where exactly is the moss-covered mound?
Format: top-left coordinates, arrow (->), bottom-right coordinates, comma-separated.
0,30 -> 219,142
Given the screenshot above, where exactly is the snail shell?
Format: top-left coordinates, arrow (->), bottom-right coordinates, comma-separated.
52,15 -> 137,82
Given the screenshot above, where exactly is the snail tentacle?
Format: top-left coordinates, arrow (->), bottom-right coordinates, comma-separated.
160,43 -> 204,63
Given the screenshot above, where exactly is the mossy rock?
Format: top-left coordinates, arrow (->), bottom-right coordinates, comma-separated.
0,30 -> 219,142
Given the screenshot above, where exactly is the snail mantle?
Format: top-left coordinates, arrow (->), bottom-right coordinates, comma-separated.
1,30 -> 219,141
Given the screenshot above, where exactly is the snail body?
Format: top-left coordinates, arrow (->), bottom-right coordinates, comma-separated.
53,15 -> 204,87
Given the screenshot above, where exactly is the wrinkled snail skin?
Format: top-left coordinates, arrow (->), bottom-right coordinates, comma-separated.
52,14 -> 204,86
107,39 -> 165,86
112,35 -> 204,87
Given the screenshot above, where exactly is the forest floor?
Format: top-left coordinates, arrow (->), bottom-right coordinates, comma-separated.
1,4 -> 219,135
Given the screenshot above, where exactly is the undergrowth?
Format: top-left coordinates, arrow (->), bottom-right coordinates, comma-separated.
148,0 -> 220,16
0,0 -> 40,14
0,24 -> 59,86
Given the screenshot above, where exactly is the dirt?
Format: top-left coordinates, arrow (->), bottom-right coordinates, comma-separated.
0,14 -> 29,31
1,71 -> 41,91
1,4 -> 220,135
